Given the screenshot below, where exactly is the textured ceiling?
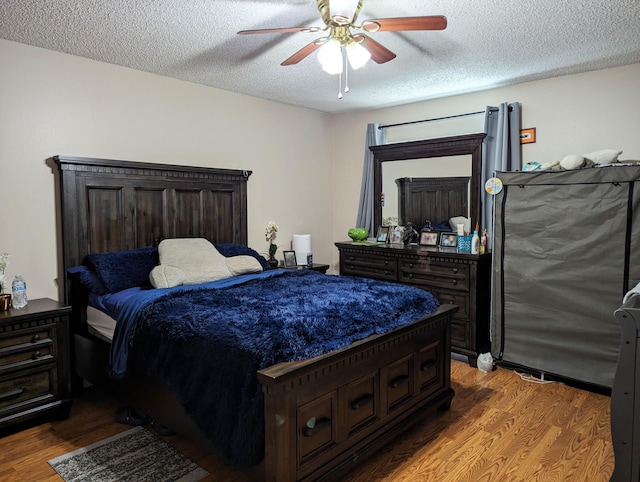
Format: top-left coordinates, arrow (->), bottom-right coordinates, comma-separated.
1,0 -> 640,114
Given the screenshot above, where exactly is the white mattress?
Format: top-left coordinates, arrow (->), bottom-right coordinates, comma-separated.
87,306 -> 116,341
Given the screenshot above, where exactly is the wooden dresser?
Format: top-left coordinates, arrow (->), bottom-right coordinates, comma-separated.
336,242 -> 491,366
0,298 -> 72,429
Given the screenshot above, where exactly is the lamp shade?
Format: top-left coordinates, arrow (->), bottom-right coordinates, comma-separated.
329,0 -> 360,24
346,41 -> 371,70
318,38 -> 343,74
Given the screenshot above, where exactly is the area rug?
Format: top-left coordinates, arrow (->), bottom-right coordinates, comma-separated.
48,426 -> 209,482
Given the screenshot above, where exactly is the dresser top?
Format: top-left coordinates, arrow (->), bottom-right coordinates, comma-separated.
335,241 -> 491,260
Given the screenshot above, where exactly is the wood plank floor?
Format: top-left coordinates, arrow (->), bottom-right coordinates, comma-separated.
0,358 -> 614,481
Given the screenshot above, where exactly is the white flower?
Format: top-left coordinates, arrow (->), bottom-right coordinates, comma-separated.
0,252 -> 8,271
265,221 -> 278,244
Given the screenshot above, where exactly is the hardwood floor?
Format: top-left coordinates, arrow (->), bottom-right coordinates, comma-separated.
0,358 -> 614,481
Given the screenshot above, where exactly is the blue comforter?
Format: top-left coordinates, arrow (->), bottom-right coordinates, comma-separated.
110,269 -> 439,467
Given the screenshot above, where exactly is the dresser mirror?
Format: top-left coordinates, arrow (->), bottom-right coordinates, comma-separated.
370,133 -> 486,231
382,155 -> 472,226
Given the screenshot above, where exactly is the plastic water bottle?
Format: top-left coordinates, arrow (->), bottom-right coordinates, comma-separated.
11,275 -> 27,309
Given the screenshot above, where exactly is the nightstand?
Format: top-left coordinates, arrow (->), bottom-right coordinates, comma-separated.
0,298 -> 72,429
306,263 -> 330,274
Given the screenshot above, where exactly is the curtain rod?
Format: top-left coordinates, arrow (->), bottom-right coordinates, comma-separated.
378,106 -> 505,130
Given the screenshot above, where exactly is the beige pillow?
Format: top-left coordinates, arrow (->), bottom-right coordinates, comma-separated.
151,238 -> 232,288
559,154 -> 585,170
149,265 -> 186,289
583,149 -> 622,164
226,256 -> 263,276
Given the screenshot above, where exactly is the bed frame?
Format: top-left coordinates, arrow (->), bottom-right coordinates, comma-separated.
54,155 -> 456,481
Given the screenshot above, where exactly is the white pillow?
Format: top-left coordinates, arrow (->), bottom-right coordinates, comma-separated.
152,238 -> 232,288
226,256 -> 263,276
559,154 -> 585,170
149,265 -> 186,289
583,149 -> 622,164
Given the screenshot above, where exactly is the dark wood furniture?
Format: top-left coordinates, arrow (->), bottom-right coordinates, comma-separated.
336,242 -> 491,367
0,298 -> 72,429
370,133 -> 486,233
283,263 -> 330,274
54,156 -> 456,481
396,177 -> 469,227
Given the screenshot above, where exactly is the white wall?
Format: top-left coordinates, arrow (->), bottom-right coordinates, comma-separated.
0,39 -> 333,301
1,36 -> 638,301
330,63 -> 640,268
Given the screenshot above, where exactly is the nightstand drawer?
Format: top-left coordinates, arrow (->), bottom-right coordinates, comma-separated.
0,366 -> 56,414
0,343 -> 54,372
0,327 -> 55,350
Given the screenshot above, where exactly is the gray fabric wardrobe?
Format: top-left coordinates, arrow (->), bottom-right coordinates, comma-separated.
491,165 -> 640,388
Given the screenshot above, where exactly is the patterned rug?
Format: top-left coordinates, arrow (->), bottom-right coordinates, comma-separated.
48,426 -> 209,482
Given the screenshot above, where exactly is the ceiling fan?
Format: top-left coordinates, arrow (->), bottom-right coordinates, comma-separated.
238,0 -> 447,97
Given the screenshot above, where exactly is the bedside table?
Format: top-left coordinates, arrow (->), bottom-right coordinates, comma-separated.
306,263 -> 330,274
0,298 -> 72,429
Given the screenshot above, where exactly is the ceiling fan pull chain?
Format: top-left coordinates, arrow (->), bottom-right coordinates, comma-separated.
338,72 -> 343,99
344,52 -> 350,93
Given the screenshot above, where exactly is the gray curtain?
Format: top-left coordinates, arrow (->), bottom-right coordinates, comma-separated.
356,123 -> 386,235
482,102 -> 521,244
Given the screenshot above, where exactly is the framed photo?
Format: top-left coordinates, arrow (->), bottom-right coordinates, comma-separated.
439,232 -> 458,248
283,250 -> 297,268
520,127 -> 536,144
419,231 -> 439,246
376,225 -> 390,243
389,226 -> 404,244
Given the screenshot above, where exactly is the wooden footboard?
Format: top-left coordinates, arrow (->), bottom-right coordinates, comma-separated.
258,304 -> 456,481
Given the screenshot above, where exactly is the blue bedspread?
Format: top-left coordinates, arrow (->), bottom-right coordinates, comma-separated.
111,269 -> 439,467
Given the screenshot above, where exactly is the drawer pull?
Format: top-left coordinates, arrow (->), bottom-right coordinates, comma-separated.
408,273 -> 413,279
388,375 -> 409,388
451,279 -> 457,285
421,360 -> 437,371
302,417 -> 331,437
0,387 -> 25,402
409,263 -> 414,268
350,394 -> 374,410
31,334 -> 40,343
31,351 -> 42,360
452,268 -> 458,274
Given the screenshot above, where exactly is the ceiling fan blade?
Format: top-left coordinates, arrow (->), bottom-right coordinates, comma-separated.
355,35 -> 396,64
364,15 -> 447,32
238,26 -> 321,35
281,39 -> 324,66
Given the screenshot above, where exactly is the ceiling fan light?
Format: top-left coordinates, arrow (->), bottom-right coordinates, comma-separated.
346,41 -> 371,70
329,0 -> 360,24
318,38 -> 343,74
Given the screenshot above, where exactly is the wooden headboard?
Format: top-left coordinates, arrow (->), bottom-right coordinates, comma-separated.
395,176 -> 469,227
54,156 -> 252,300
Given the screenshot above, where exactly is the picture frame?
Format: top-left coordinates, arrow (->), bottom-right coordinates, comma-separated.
439,232 -> 458,248
520,127 -> 536,144
419,231 -> 439,246
389,226 -> 404,244
283,250 -> 297,268
376,225 -> 390,243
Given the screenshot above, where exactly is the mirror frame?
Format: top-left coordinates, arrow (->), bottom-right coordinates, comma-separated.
370,133 -> 486,231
